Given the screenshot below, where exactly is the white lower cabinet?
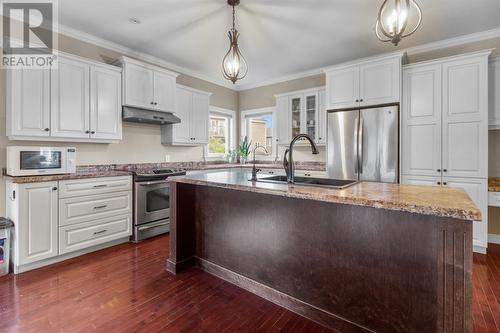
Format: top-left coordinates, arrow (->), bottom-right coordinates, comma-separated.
402,175 -> 488,252
59,215 -> 131,254
8,182 -> 59,266
6,176 -> 133,273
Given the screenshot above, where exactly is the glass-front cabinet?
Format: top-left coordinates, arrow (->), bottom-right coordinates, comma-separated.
276,87 -> 326,146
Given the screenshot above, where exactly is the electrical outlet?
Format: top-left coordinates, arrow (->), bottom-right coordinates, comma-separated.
165,155 -> 171,162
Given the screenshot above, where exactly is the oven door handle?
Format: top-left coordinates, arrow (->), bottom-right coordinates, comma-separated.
136,180 -> 169,185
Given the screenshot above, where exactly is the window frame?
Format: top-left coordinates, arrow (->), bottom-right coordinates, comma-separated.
240,107 -> 277,161
205,106 -> 236,160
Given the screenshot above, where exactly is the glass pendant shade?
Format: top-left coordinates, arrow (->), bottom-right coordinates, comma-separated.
375,0 -> 422,46
222,0 -> 248,84
222,28 -> 248,84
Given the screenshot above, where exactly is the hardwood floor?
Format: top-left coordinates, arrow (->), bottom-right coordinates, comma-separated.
0,235 -> 330,333
2,235 -> 500,332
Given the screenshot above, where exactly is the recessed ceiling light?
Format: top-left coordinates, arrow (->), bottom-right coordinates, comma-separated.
129,17 -> 141,24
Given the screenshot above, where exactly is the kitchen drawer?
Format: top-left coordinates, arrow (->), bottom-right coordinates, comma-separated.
295,170 -> 327,178
59,176 -> 132,198
59,191 -> 132,226
259,168 -> 286,176
489,192 -> 500,207
59,214 -> 131,254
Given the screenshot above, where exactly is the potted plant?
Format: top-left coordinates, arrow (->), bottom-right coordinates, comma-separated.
225,149 -> 237,164
238,136 -> 251,164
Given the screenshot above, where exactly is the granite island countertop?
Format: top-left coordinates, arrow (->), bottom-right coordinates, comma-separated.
489,177 -> 500,192
170,170 -> 481,221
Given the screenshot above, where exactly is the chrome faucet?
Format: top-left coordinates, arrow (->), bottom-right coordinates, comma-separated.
251,144 -> 269,182
283,134 -> 319,183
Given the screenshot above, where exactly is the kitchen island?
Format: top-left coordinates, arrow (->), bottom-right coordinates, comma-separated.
167,170 -> 480,333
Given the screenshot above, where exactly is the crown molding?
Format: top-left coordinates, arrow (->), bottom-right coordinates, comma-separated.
403,48 -> 494,69
404,27 -> 500,56
46,24 -> 500,93
57,23 -> 236,90
236,28 -> 500,92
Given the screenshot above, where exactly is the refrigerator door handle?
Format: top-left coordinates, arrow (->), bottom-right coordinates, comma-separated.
358,116 -> 364,175
354,115 -> 359,175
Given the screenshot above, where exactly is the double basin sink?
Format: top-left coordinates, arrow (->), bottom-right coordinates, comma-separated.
256,175 -> 357,189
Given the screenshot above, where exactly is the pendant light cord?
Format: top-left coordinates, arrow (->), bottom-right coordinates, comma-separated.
232,5 -> 236,31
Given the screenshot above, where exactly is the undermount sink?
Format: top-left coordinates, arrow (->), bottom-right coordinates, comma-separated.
256,175 -> 358,189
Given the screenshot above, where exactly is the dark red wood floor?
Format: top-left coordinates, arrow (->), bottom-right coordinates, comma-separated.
1,235 -> 500,332
0,235 -> 330,332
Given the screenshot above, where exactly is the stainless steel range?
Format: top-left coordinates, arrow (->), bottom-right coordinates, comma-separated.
132,168 -> 186,242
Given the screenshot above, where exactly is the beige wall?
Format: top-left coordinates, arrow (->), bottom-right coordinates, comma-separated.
0,33 -> 238,216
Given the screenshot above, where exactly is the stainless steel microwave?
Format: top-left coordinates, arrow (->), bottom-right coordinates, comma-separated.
6,146 -> 77,176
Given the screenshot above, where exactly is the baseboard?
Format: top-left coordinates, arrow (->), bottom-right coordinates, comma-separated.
197,258 -> 374,333
13,237 -> 130,274
488,233 -> 500,245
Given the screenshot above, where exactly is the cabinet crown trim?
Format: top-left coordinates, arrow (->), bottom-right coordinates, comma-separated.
274,86 -> 325,98
323,52 -> 404,73
113,56 -> 180,77
177,84 -> 212,96
57,51 -> 122,72
403,49 -> 494,70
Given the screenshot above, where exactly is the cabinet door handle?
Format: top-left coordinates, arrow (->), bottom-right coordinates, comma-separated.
443,182 -> 448,186
360,99 -> 364,102
44,128 -> 50,132
443,169 -> 447,173
93,205 -> 108,210
85,130 -> 90,134
437,169 -> 441,173
93,184 -> 107,188
437,182 -> 441,185
91,131 -> 95,134
93,229 -> 107,235
52,187 -> 58,191
154,102 -> 158,105
355,99 -> 359,103
150,101 -> 154,105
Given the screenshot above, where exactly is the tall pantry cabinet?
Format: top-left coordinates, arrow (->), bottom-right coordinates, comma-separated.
401,50 -> 492,253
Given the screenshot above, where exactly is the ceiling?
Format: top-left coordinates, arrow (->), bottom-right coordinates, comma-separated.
59,0 -> 500,90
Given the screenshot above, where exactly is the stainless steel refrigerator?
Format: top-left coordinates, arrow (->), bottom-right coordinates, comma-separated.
327,104 -> 399,183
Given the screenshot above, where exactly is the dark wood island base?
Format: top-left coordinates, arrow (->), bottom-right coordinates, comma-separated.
167,179 -> 474,333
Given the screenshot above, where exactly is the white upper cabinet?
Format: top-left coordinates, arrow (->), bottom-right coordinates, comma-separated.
51,55 -> 91,139
191,92 -> 209,144
123,62 -> 154,109
359,57 -> 400,107
6,68 -> 51,137
442,56 -> 488,178
275,96 -> 290,145
325,66 -> 359,109
275,87 -> 325,146
6,52 -> 122,143
161,85 -> 211,145
324,54 -> 401,110
90,65 -> 122,140
154,71 -> 177,112
489,57 -> 500,129
402,64 -> 442,177
116,56 -> 179,113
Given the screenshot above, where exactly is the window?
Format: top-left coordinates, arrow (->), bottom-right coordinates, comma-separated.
241,108 -> 276,159
207,107 -> 235,158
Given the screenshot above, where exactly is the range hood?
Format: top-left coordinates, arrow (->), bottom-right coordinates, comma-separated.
122,106 -> 181,125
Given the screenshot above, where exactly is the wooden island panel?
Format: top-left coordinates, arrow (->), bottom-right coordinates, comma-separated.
168,182 -> 472,333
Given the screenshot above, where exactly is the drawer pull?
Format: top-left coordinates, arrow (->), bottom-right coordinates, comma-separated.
93,229 -> 107,235
93,205 -> 108,210
93,184 -> 108,188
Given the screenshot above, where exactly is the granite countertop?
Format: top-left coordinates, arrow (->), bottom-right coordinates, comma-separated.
2,162 -> 325,184
489,178 -> 500,192
5,170 -> 132,184
170,170 -> 481,221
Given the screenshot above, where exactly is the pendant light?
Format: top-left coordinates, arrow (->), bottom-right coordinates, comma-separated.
375,0 -> 422,46
222,0 -> 248,84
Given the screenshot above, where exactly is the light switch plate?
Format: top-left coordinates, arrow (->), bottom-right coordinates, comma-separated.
165,155 -> 171,162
